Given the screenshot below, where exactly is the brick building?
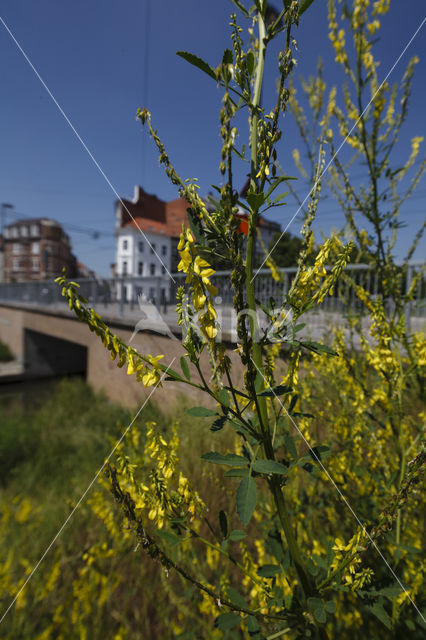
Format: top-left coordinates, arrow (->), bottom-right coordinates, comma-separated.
2,218 -> 77,282
114,185 -> 281,286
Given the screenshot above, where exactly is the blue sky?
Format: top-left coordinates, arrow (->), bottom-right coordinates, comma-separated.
0,0 -> 425,276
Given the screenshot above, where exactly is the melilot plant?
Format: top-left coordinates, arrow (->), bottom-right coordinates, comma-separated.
56,1 -> 425,638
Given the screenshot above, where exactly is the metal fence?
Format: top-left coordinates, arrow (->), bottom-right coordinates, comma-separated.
0,263 -> 424,320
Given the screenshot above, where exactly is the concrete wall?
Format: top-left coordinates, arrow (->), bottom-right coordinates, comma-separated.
0,304 -> 242,411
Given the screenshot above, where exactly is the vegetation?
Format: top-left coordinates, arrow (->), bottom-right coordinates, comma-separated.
0,339 -> 13,363
268,232 -> 306,268
0,1 -> 424,639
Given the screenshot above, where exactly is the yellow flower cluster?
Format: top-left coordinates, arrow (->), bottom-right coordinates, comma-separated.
117,421 -> 206,530
126,350 -> 164,387
331,529 -> 370,590
372,0 -> 390,15
289,237 -> 352,314
177,227 -> 218,339
292,147 -> 308,178
56,275 -> 166,389
328,1 -> 348,66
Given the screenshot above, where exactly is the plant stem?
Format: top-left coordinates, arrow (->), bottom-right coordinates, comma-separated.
245,13 -> 328,640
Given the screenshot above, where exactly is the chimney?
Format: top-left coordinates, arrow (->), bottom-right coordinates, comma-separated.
133,185 -> 143,203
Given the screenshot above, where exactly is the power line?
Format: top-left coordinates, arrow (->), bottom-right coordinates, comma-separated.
3,208 -> 114,238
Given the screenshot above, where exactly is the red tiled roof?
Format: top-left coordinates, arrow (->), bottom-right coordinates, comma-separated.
122,217 -> 169,235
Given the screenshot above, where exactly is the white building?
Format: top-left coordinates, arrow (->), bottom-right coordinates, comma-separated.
113,185 -> 282,304
114,186 -> 174,304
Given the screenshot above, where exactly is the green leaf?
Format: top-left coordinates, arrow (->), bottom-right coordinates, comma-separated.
176,51 -> 217,81
257,384 -> 293,397
156,363 -> 185,381
271,192 -> 288,205
246,192 -> 266,211
156,530 -> 183,547
300,341 -> 337,356
225,468 -> 250,477
231,0 -> 250,17
180,356 -> 191,381
289,394 -> 298,412
219,510 -> 228,539
187,407 -> 218,417
257,564 -> 281,578
246,51 -> 255,76
292,323 -> 306,334
313,607 -> 327,624
308,445 -> 331,463
219,387 -> 231,407
307,597 -> 323,611
201,452 -> 248,466
299,0 -> 316,15
215,612 -> 241,631
236,475 -> 257,525
246,615 -> 261,638
229,529 -> 247,541
252,459 -> 288,475
284,435 -> 298,460
378,585 -> 404,598
265,176 -> 290,200
368,602 -> 392,630
226,586 -> 247,609
324,600 -> 336,614
266,529 -> 284,562
222,48 -> 233,65
211,415 -> 227,432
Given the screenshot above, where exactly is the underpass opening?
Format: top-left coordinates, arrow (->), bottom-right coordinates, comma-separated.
24,329 -> 87,379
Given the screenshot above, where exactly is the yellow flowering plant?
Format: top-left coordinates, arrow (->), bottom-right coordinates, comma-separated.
52,1 -> 425,638
283,0 -> 425,635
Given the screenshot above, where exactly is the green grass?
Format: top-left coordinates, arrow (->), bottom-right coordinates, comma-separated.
0,378 -> 243,639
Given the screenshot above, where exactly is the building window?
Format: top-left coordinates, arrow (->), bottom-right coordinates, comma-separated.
149,287 -> 155,300
122,261 -> 128,276
11,227 -> 18,238
31,224 -> 40,236
150,264 -> 156,276
3,228 -> 9,239
138,261 -> 144,276
12,258 -> 20,271
161,265 -> 166,275
122,238 -> 128,251
138,241 -> 144,253
31,242 -> 39,254
12,243 -> 20,254
162,245 -> 167,256
150,243 -> 156,254
21,225 -> 28,237
32,258 -> 39,271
